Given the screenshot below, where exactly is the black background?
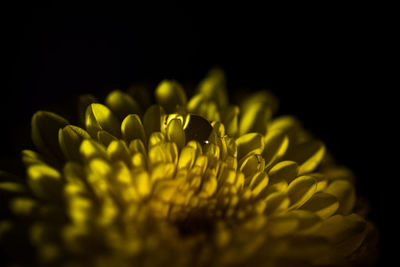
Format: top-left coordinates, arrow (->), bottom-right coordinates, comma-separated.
1,5 -> 393,265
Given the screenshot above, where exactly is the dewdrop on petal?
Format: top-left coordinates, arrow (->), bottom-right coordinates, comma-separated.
0,68 -> 378,266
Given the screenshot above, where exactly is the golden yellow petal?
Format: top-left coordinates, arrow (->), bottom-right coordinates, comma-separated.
178,146 -> 196,170
300,192 -> 339,219
132,170 -> 151,197
268,160 -> 299,183
121,114 -> 146,144
222,105 -> 239,136
97,130 -> 118,147
324,180 -> 356,215
128,139 -> 147,156
78,94 -> 97,127
107,140 -> 131,164
105,90 -> 142,120
263,130 -> 289,168
31,111 -> 69,161
265,191 -> 290,215
79,139 -> 108,161
166,118 -> 185,151
286,140 -> 326,175
287,176 -> 317,209
155,80 -> 187,113
85,103 -> 121,138
143,104 -> 165,138
248,171 -> 269,196
239,102 -> 272,135
58,125 -> 90,162
197,67 -> 228,109
313,214 -> 367,256
27,164 -> 62,200
236,133 -> 264,160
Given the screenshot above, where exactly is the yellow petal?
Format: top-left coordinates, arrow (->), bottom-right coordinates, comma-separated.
78,94 -> 97,126
31,111 -> 69,161
314,214 -> 367,256
236,133 -> 264,160
300,192 -> 339,219
197,67 -> 228,109
97,130 -> 118,147
79,139 -> 108,161
198,174 -> 217,198
248,171 -> 269,196
121,114 -> 146,144
268,161 -> 298,183
178,146 -> 196,170
21,150 -> 46,167
127,84 -> 152,111
222,105 -> 239,136
268,213 -> 298,237
239,102 -> 272,135
324,180 -> 355,215
107,140 -> 131,164
287,176 -> 317,209
286,140 -> 326,175
0,182 -> 26,194
10,197 -> 37,216
155,80 -> 187,113
286,210 -> 322,235
263,130 -> 289,168
166,118 -> 185,151
58,125 -> 90,162
265,192 -> 290,215
85,103 -> 121,138
267,115 -> 303,143
27,164 -> 62,200
151,163 -> 176,182
143,104 -> 165,138
128,139 -> 147,156
132,170 -> 151,197
63,162 -> 86,186
105,90 -> 142,120
239,154 -> 265,178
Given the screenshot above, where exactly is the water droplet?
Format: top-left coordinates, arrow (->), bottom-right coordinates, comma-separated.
184,114 -> 213,144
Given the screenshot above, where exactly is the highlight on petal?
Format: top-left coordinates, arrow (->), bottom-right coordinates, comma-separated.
196,67 -> 228,109
287,176 -> 317,209
31,111 -> 69,161
166,118 -> 185,151
27,164 -> 62,200
85,103 -> 121,138
263,130 -> 289,168
143,104 -> 165,138
300,192 -> 339,219
155,80 -> 187,113
105,90 -> 142,120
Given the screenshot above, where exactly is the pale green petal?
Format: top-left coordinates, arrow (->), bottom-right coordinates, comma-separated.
31,111 -> 69,161
300,192 -> 339,219
58,125 -> 90,162
97,130 -> 118,147
79,139 -> 108,161
287,176 -> 317,209
155,80 -> 187,113
324,180 -> 356,215
166,118 -> 185,151
286,140 -> 326,175
143,105 -> 165,138
105,90 -> 142,120
313,214 -> 367,256
236,133 -> 264,160
107,140 -> 131,164
268,161 -> 298,183
263,130 -> 289,168
121,114 -> 146,144
27,164 -> 62,200
85,103 -> 121,138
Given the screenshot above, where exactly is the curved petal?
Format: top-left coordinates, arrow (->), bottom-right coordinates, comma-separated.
85,103 -> 121,138
236,133 -> 264,160
155,80 -> 187,113
105,90 -> 142,120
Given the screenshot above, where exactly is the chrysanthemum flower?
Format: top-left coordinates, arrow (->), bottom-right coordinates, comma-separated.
0,69 -> 377,266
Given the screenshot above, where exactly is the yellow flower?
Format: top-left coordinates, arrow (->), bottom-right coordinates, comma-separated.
0,68 -> 377,266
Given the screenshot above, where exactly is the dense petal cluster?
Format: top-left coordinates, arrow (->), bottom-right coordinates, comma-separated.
0,69 -> 377,266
